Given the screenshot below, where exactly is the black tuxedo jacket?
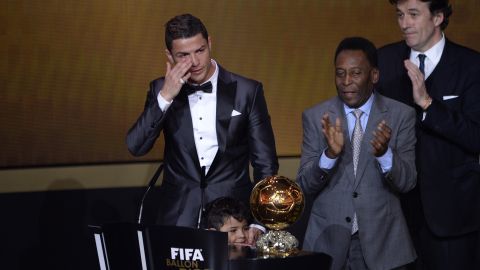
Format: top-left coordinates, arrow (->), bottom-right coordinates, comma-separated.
377,39 -> 480,237
126,64 -> 278,227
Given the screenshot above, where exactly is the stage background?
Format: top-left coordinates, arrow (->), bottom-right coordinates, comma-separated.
1,1 -> 479,269
2,0 -> 479,169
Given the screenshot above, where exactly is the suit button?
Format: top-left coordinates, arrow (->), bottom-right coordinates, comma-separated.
346,217 -> 351,223
353,192 -> 358,198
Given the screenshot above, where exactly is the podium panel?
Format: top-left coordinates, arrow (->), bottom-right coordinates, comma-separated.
90,223 -> 147,270
91,223 -> 229,270
90,223 -> 331,270
144,225 -> 229,270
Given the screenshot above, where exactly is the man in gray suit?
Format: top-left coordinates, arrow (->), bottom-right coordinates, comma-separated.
297,37 -> 417,270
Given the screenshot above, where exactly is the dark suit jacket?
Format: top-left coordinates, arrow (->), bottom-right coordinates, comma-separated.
297,94 -> 417,270
377,39 -> 480,237
126,64 -> 278,227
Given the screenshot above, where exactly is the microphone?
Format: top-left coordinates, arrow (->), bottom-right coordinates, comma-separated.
137,163 -> 164,224
197,166 -> 207,228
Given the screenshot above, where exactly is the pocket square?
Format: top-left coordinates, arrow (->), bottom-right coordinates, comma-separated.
231,110 -> 242,117
443,95 -> 459,100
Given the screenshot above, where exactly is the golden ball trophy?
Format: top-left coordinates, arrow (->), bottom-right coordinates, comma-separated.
250,175 -> 305,257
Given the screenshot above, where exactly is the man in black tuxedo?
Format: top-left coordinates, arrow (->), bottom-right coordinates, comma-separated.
377,1 -> 480,269
126,14 -> 278,244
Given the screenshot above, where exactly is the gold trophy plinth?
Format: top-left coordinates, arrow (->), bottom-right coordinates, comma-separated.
250,175 -> 305,257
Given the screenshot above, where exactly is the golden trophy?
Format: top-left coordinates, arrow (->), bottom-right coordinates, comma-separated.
250,175 -> 305,257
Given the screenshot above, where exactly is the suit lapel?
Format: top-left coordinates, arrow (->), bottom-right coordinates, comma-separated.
329,98 -> 356,186
207,67 -> 236,177
389,42 -> 415,107
401,42 -> 416,106
170,88 -> 202,171
354,94 -> 387,190
167,89 -> 200,172
329,98 -> 350,150
427,39 -> 458,98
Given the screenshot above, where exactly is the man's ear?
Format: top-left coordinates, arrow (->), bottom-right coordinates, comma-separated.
165,49 -> 174,64
433,12 -> 445,27
371,67 -> 380,84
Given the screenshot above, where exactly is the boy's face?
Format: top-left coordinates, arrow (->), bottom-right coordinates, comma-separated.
218,217 -> 249,245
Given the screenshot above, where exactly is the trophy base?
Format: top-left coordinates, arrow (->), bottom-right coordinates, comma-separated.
255,230 -> 299,258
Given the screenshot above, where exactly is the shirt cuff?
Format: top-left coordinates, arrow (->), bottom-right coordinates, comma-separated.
249,224 -> 266,233
319,148 -> 337,170
376,147 -> 393,173
157,92 -> 172,112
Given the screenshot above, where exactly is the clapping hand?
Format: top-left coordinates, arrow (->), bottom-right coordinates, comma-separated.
371,120 -> 391,157
321,113 -> 344,158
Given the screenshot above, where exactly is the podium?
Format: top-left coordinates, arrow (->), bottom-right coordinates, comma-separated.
90,223 -> 331,270
90,223 -> 147,270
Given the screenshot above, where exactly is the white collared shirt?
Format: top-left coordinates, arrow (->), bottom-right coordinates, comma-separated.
157,60 -> 219,174
189,60 -> 219,174
410,33 -> 445,79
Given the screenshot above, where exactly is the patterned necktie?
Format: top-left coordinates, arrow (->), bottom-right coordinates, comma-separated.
352,109 -> 364,177
418,54 -> 426,75
351,109 -> 363,234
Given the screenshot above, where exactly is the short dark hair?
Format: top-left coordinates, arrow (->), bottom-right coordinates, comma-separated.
164,13 -> 209,51
205,197 -> 251,230
389,0 -> 453,30
334,37 -> 378,68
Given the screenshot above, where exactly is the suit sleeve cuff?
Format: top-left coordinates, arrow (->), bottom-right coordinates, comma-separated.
157,92 -> 172,112
319,148 -> 337,170
376,147 -> 393,173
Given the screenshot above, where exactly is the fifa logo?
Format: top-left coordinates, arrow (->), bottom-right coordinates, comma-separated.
170,247 -> 204,261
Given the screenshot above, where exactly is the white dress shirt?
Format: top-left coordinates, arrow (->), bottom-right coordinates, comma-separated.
410,33 -> 445,80
157,60 -> 219,174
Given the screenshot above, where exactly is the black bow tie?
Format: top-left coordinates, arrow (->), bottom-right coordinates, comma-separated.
183,81 -> 213,95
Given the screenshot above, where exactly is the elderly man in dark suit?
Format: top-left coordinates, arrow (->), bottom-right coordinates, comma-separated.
126,14 -> 278,244
298,37 -> 417,270
377,1 -> 480,269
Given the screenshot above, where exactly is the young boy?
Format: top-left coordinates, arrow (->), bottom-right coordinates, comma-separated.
205,196 -> 252,246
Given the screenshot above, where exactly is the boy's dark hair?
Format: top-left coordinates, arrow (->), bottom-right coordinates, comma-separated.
165,13 -> 209,51
205,197 -> 251,230
389,0 -> 452,30
334,37 -> 378,68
